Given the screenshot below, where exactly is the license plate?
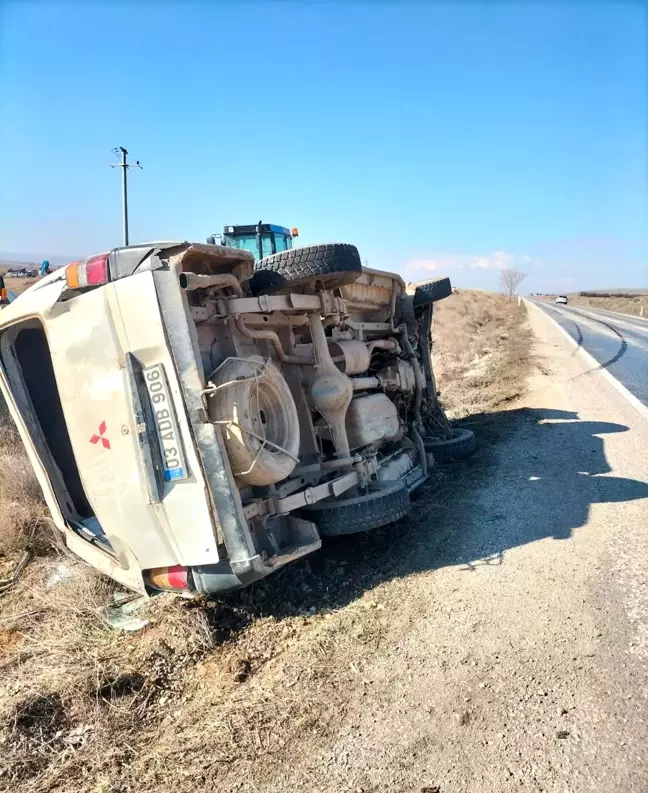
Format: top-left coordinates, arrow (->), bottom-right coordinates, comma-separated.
143,364 -> 187,481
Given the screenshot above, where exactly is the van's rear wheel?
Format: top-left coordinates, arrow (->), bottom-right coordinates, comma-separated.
301,481 -> 411,536
206,357 -> 300,486
250,243 -> 362,294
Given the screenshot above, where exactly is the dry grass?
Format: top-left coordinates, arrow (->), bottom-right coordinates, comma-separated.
433,291 -> 531,418
562,294 -> 648,318
0,418 -> 50,560
0,291 -> 532,792
2,277 -> 36,297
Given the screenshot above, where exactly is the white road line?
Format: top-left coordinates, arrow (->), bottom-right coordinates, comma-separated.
563,307 -> 648,352
566,306 -> 648,336
526,300 -> 648,423
571,305 -> 648,326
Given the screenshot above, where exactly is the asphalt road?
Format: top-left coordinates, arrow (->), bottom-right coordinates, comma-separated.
530,300 -> 648,408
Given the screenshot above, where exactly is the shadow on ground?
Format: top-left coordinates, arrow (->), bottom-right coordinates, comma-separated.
200,408 -> 648,628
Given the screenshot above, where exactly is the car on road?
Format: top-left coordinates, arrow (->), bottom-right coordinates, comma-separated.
555,295 -> 568,305
0,241 -> 475,597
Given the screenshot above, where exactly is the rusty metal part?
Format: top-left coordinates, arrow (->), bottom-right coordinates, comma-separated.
171,242 -> 255,285
179,272 -> 243,297
342,320 -> 393,339
351,376 -> 381,391
240,311 -> 310,328
398,324 -> 424,430
409,425 -> 428,478
291,457 -> 359,478
377,360 -> 416,392
341,267 -> 406,311
235,317 -> 314,365
388,282 -> 399,331
225,292 -> 344,316
366,338 -> 401,357
328,339 -> 371,375
273,470 -> 360,514
308,312 -> 353,459
341,281 -> 392,310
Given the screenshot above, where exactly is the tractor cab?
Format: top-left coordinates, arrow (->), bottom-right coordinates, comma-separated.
207,221 -> 298,262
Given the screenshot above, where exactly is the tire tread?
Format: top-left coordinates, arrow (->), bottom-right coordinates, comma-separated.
302,483 -> 411,536
251,243 -> 362,294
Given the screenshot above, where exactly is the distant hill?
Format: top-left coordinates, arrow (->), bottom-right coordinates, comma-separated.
573,288 -> 648,297
0,252 -> 77,270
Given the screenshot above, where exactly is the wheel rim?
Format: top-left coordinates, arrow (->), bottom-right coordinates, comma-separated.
245,376 -> 292,458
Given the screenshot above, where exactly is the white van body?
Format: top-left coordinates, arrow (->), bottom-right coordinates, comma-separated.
0,242 -> 467,597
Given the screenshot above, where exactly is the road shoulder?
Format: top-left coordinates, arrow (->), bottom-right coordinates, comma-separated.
270,303 -> 648,792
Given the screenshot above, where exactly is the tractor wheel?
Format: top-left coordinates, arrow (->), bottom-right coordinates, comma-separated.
250,243 -> 362,294
414,277 -> 453,305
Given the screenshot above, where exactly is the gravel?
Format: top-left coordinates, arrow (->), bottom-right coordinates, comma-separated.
266,301 -> 648,792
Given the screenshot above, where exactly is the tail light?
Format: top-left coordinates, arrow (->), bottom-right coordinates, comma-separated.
144,565 -> 192,593
66,253 -> 110,290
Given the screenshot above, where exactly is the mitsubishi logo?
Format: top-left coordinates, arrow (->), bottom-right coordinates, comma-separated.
90,420 -> 111,450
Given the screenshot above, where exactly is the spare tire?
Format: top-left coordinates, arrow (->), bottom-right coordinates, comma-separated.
250,243 -> 362,294
414,277 -> 452,305
207,357 -> 300,486
424,428 -> 476,461
300,481 -> 411,536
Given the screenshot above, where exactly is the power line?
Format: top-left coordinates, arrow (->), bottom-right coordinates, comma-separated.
109,147 -> 142,246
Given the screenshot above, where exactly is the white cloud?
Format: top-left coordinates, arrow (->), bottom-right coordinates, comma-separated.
470,251 -> 520,270
405,254 -> 471,272
472,257 -> 492,269
405,259 -> 441,272
405,251 -> 534,276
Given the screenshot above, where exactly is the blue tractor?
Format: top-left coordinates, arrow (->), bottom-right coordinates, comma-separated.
207,221 -> 298,262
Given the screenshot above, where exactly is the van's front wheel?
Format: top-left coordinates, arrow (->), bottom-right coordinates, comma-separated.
413,276 -> 453,305
424,428 -> 477,461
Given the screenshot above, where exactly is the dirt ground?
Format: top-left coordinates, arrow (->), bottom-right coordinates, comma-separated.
0,292 -> 576,793
1,277 -> 37,297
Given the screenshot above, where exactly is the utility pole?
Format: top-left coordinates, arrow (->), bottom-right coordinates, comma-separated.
109,147 -> 142,246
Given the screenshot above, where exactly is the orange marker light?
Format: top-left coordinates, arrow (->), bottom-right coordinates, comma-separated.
291,227 -> 299,237
65,261 -> 81,289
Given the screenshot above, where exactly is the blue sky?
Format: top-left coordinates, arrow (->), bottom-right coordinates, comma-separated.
0,0 -> 646,293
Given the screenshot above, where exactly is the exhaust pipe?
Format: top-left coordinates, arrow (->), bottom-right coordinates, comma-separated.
179,272 -> 243,297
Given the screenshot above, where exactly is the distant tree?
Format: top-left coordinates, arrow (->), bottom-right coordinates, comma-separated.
500,268 -> 526,299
